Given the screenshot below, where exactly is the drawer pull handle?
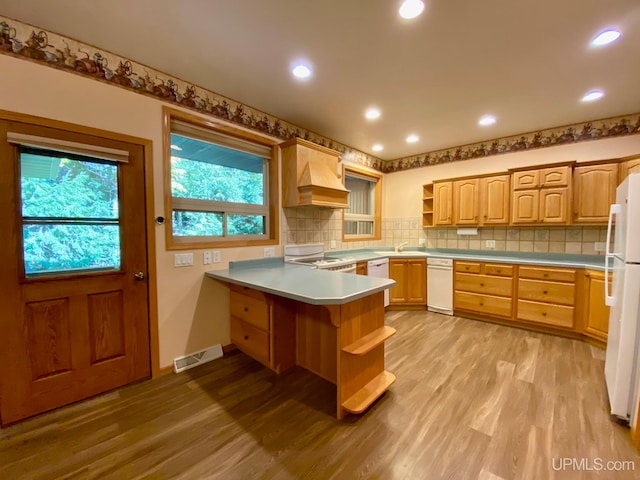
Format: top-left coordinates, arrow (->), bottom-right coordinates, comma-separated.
244,335 -> 249,340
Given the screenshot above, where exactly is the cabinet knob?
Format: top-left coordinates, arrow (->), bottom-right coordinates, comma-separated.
480,283 -> 484,287
244,335 -> 249,340
244,307 -> 249,312
543,290 -> 548,294
479,302 -> 484,306
542,312 -> 547,316
543,273 -> 548,277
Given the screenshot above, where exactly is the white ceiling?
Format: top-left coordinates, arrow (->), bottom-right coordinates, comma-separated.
1,0 -> 639,160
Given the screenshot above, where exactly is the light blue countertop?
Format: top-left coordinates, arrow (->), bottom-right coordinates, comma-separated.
205,258 -> 395,306
330,248 -> 607,270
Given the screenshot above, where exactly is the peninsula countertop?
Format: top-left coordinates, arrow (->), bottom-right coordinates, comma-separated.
205,258 -> 395,305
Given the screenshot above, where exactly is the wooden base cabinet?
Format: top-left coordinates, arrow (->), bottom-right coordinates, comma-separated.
389,259 -> 426,307
582,270 -> 611,343
516,266 -> 577,329
229,284 -> 296,374
454,261 -> 514,319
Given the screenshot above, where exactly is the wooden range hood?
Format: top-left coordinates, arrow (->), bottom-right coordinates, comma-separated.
280,137 -> 349,208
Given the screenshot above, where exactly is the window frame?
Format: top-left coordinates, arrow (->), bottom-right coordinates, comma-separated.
163,107 -> 279,249
342,164 -> 382,242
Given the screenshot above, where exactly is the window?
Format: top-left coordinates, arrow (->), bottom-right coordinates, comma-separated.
163,108 -> 279,248
343,165 -> 382,241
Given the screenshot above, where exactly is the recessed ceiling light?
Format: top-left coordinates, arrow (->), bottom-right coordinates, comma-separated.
581,90 -> 604,102
372,144 -> 384,152
399,0 -> 425,19
591,30 -> 621,47
365,108 -> 381,120
406,134 -> 419,143
478,115 -> 497,126
170,144 -> 182,151
291,63 -> 312,80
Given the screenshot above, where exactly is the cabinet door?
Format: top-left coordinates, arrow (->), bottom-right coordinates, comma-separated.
388,259 -> 407,304
481,174 -> 510,225
540,187 -> 568,223
453,178 -> 479,225
406,260 -> 427,304
540,166 -> 571,187
512,170 -> 539,190
619,157 -> 640,182
511,189 -> 539,224
584,270 -> 610,342
433,181 -> 453,225
573,163 -> 618,223
356,262 -> 368,275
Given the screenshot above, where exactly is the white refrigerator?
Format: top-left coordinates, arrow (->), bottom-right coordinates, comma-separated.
605,173 -> 640,423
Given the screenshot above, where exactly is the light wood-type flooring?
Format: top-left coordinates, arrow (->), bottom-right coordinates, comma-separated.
2,311 -> 639,479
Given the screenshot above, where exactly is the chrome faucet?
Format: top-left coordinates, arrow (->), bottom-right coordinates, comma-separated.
395,241 -> 409,253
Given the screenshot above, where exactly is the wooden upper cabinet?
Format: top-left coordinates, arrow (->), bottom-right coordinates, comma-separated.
453,178 -> 479,225
480,174 -> 510,225
433,181 -> 453,225
540,188 -> 569,224
539,166 -> 571,187
513,170 -> 539,190
619,155 -> 640,183
573,163 -> 618,224
512,190 -> 539,224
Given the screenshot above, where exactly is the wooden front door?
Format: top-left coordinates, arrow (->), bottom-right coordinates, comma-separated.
0,119 -> 150,425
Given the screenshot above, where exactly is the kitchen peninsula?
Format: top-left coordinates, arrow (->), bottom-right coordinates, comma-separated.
206,259 -> 397,420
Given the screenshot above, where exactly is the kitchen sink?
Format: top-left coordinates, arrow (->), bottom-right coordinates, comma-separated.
374,251 -> 428,257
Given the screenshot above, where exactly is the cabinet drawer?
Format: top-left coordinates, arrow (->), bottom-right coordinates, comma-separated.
540,165 -> 571,187
455,291 -> 513,318
230,318 -> 270,364
517,300 -> 574,328
518,279 -> 575,306
455,273 -> 513,297
230,283 -> 268,301
483,263 -> 514,277
230,291 -> 270,331
518,266 -> 576,283
455,261 -> 481,273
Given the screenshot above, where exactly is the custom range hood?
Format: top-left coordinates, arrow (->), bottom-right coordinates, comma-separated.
280,137 -> 349,208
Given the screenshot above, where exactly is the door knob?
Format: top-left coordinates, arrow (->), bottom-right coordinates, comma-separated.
134,271 -> 145,281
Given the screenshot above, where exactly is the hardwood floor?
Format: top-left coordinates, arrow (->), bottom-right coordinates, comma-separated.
1,311 -> 638,479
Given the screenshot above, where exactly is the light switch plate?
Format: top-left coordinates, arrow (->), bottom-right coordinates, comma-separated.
264,247 -> 275,258
213,251 -> 221,263
594,242 -> 606,252
174,253 -> 193,267
485,239 -> 496,248
330,240 -> 337,249
203,251 -> 212,265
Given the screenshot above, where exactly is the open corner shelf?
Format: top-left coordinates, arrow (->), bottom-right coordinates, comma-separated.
342,326 -> 396,355
342,370 -> 396,414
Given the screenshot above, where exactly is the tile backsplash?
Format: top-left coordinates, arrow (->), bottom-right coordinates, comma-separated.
282,209 -> 608,256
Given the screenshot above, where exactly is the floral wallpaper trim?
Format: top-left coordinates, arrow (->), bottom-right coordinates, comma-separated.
382,113 -> 640,173
0,16 -> 384,171
1,17 -> 638,175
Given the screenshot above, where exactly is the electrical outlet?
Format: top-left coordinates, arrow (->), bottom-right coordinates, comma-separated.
264,247 -> 275,258
594,242 -> 606,252
174,253 -> 193,267
485,239 -> 496,249
213,251 -> 221,263
203,251 -> 212,265
330,240 -> 336,249
418,238 -> 425,246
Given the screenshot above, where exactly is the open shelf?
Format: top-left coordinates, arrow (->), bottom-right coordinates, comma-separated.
342,370 -> 396,414
342,326 -> 396,355
422,183 -> 434,227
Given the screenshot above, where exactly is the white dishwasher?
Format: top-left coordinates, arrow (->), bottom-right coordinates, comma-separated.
427,257 -> 453,315
368,258 -> 390,307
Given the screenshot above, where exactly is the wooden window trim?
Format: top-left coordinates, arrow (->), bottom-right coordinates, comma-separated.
342,164 -> 382,242
162,107 -> 279,249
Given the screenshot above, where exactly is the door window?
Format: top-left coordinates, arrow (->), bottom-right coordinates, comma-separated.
20,148 -> 121,276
